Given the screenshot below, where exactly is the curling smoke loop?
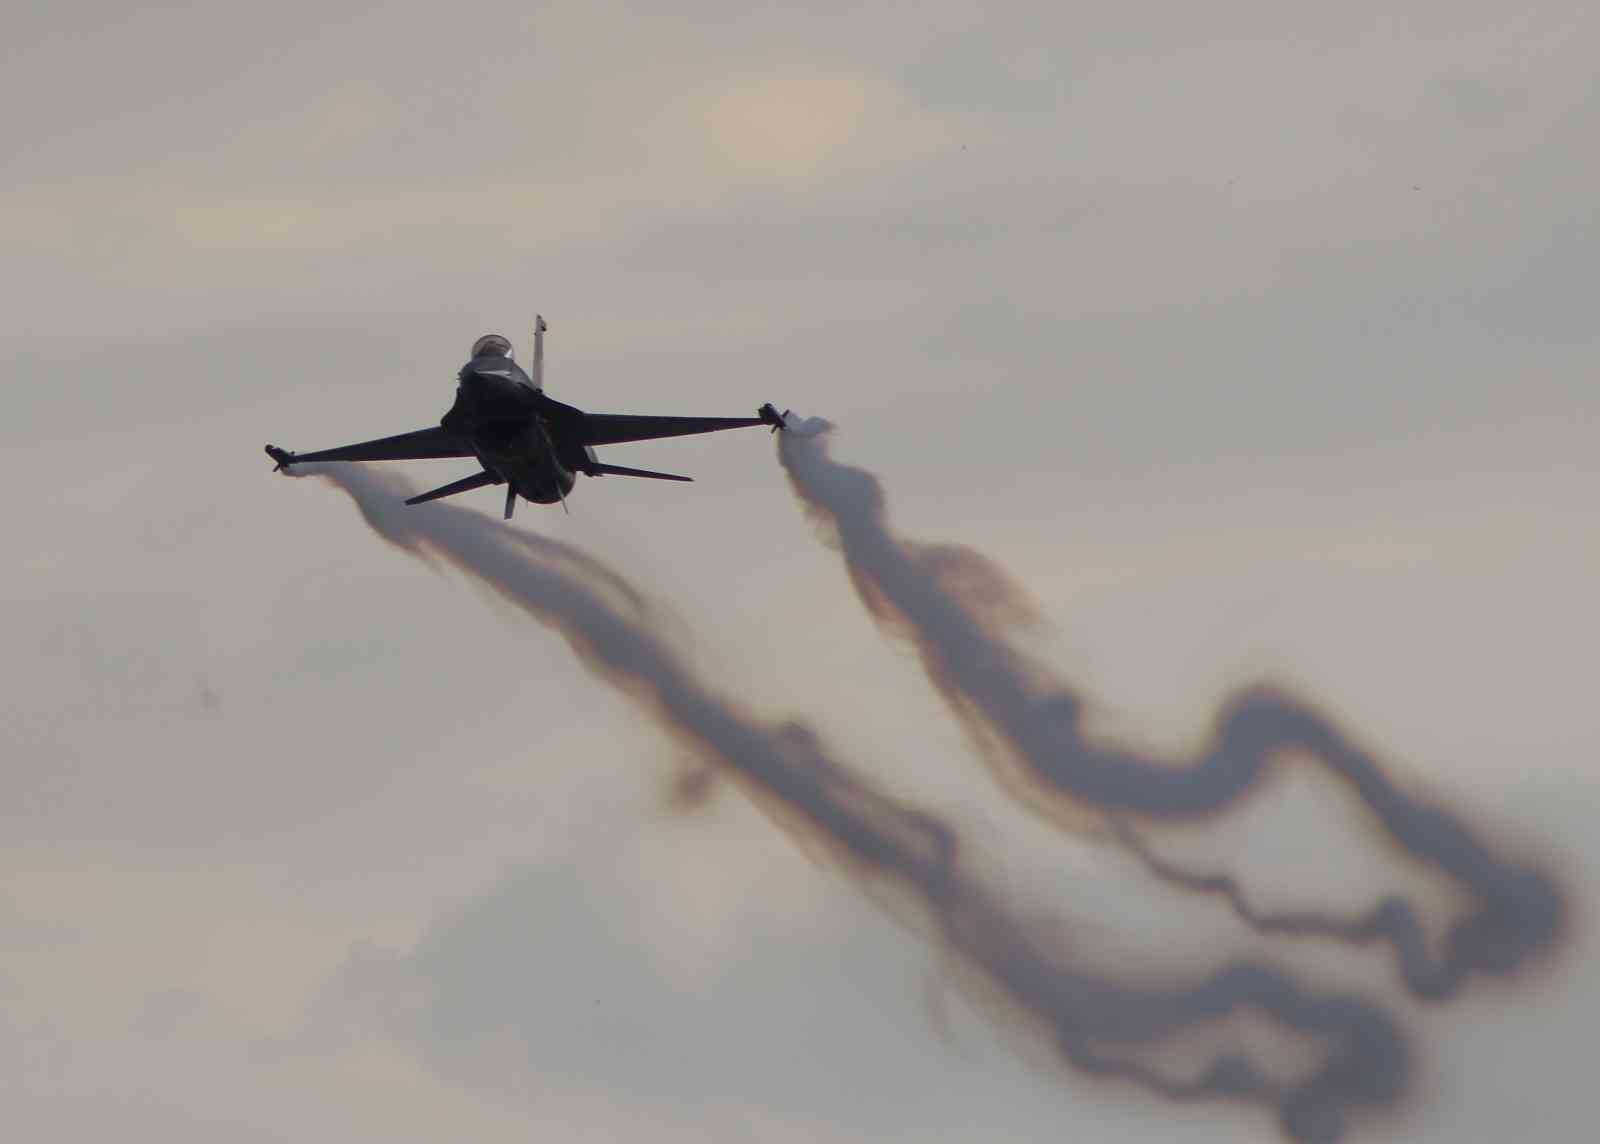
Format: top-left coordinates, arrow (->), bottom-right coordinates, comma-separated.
776,418 -> 1566,1002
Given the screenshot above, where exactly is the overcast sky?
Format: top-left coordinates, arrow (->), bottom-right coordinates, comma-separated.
4,3 -> 1597,1141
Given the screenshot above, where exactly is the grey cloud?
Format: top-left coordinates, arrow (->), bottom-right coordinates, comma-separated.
1462,214 -> 1600,344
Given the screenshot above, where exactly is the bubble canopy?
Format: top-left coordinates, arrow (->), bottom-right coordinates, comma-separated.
470,333 -> 513,359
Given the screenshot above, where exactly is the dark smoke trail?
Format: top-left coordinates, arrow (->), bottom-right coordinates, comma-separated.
776,420 -> 1566,1002
1109,816 -> 1450,965
302,464 -> 1411,1143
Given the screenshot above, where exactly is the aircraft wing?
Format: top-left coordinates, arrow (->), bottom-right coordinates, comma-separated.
265,426 -> 473,469
573,406 -> 783,447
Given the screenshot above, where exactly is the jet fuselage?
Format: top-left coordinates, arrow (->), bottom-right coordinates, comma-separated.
440,353 -> 578,505
263,315 -> 785,519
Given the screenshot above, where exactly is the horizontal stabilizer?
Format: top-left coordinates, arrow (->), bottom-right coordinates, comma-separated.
404,469 -> 501,505
586,462 -> 693,482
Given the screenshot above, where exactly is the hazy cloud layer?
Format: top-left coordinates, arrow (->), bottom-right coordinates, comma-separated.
5,2 -> 1596,1141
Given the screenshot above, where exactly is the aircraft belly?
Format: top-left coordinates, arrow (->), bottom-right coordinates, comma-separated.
477,440 -> 573,505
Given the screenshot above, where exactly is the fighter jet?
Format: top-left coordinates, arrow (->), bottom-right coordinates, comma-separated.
265,316 -> 789,519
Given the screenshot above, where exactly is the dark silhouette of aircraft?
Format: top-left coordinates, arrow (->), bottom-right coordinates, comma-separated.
266,316 -> 788,519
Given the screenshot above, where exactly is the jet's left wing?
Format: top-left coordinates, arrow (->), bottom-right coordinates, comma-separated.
566,403 -> 786,447
265,427 -> 473,470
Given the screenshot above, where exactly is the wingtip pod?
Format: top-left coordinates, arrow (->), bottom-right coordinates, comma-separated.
758,403 -> 791,433
265,444 -> 295,472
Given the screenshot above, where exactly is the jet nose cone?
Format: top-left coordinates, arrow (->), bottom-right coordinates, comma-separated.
460,368 -> 514,405
466,364 -> 519,388
458,365 -> 535,419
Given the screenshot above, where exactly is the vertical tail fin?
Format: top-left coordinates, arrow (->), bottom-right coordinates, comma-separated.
532,314 -> 547,389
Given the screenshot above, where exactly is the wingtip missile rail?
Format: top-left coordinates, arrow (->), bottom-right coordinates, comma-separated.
265,444 -> 296,472
758,403 -> 791,433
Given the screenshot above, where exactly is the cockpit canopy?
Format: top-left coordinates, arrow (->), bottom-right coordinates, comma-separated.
471,333 -> 513,360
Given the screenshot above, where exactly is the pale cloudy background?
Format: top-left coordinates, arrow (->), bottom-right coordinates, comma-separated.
3,2 -> 1596,1140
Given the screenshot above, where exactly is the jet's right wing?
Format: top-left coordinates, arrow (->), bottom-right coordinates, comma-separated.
265,426 -> 474,470
532,395 -> 786,447
576,413 -> 769,446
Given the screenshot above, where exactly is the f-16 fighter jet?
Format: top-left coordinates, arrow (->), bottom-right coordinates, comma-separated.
266,316 -> 788,519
